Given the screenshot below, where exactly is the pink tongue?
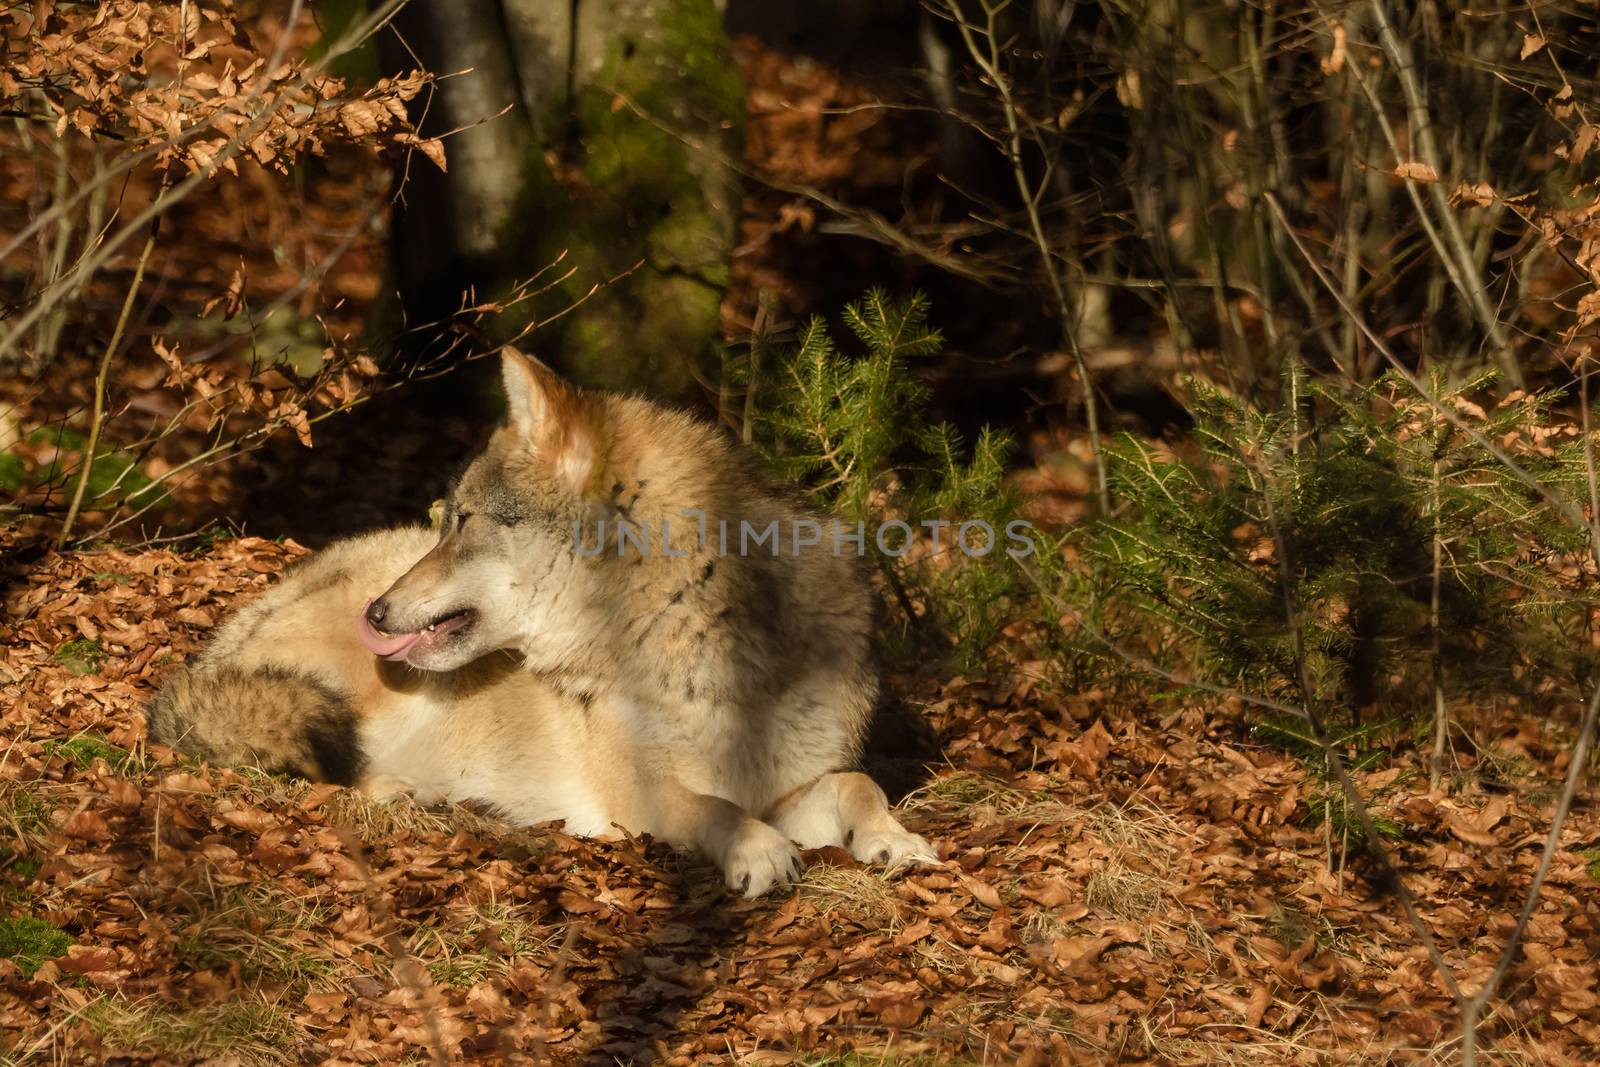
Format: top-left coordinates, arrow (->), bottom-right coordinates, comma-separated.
357,600 -> 425,661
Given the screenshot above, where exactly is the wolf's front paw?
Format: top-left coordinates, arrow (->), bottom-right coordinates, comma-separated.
723,820 -> 804,898
850,828 -> 940,870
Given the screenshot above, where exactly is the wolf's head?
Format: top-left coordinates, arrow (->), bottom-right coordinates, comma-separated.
359,348 -> 606,671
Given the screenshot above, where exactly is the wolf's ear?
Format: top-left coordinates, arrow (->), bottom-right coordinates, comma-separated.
500,347 -> 597,490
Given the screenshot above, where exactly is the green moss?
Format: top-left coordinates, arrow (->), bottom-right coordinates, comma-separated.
560,273 -> 721,395
55,638 -> 105,676
0,450 -> 22,493
27,426 -> 166,510
0,788 -> 52,845
0,844 -> 42,900
42,735 -> 138,774
474,0 -> 742,399
1584,848 -> 1600,883
577,0 -> 741,210
0,915 -> 73,977
603,0 -> 745,119
646,199 -> 730,281
640,273 -> 724,355
580,105 -> 687,198
305,0 -> 380,83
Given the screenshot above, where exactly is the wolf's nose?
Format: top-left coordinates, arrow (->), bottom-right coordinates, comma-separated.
365,598 -> 390,630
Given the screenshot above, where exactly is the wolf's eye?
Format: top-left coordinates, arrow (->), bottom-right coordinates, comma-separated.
454,509 -> 472,530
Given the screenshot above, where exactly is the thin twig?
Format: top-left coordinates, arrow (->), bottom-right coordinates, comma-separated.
942,0 -> 1110,513
1429,456 -> 1449,794
1367,0 -> 1523,387
1456,359 -> 1600,1065
56,220 -> 158,548
1263,193 -> 1593,541
610,91 -> 1009,287
81,257 -> 618,545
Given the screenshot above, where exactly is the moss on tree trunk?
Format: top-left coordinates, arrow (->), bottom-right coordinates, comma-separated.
380,0 -> 742,400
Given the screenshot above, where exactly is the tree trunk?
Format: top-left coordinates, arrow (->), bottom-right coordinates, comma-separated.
380,0 -> 743,399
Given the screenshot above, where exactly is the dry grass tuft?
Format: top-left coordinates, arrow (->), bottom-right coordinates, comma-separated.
173,881 -> 336,992
230,768 -> 513,843
78,996 -> 300,1065
407,900 -> 561,987
1020,907 -> 1082,946
1084,864 -> 1166,921
900,770 -> 1087,826
320,786 -> 507,843
1086,793 -> 1186,856
800,863 -> 905,930
0,779 -> 56,857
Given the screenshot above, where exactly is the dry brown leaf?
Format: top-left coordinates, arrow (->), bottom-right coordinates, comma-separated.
1056,718 -> 1113,775
158,770 -> 214,793
1452,181 -> 1497,208
412,136 -> 447,172
63,808 -> 111,841
215,806 -> 275,835
871,994 -> 927,1028
1394,161 -> 1439,183
1321,20 -> 1348,75
959,873 -> 1004,910
1447,817 -> 1498,848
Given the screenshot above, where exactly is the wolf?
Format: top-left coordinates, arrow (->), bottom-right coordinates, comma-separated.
151,348 -> 937,896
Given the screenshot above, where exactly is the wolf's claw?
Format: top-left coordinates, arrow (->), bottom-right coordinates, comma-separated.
724,821 -> 803,898
849,829 -> 939,871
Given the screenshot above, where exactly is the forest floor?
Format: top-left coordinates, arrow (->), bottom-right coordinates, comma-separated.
4,26 -> 1600,1067
4,533 -> 1600,1065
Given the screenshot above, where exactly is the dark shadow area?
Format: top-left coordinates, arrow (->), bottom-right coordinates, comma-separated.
725,0 -> 927,69
724,0 -> 1078,451
861,692 -> 943,804
574,852 -> 754,1065
224,363 -> 498,546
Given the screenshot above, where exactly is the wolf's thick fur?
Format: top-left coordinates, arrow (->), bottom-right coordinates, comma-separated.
152,350 -> 936,895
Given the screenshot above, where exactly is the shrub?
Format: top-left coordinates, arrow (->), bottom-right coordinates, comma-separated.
755,291 -> 1031,667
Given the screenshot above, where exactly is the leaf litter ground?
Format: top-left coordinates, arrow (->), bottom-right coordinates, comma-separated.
2,532 -> 1598,1064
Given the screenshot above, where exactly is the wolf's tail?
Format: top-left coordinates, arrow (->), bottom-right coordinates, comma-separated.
147,666 -> 366,784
